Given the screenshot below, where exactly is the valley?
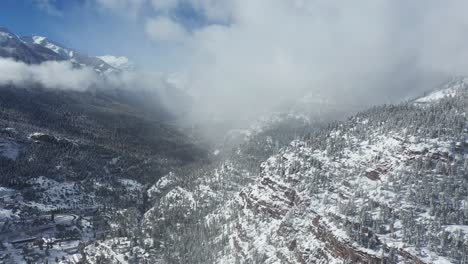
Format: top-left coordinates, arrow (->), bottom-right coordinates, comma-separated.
1,8 -> 468,263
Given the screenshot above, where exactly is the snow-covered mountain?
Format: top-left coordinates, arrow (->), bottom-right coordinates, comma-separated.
20,35 -> 118,73
97,55 -> 135,71
131,79 -> 468,263
2,25 -> 468,264
0,26 -> 60,64
0,26 -> 135,74
20,35 -> 74,60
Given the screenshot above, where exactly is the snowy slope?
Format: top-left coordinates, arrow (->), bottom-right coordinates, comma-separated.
222,81 -> 468,263
140,79 -> 468,263
415,76 -> 468,103
26,35 -> 74,59
0,27 -> 51,64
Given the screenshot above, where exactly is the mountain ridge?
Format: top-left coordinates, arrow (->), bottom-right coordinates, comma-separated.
0,26 -> 134,74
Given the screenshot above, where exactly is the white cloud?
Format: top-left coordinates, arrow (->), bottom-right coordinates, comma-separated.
150,0 -> 178,12
69,0 -> 468,123
0,58 -> 98,91
149,0 -> 233,22
34,0 -> 63,16
145,16 -> 188,41
95,0 -> 147,16
0,58 -> 182,118
187,0 -> 234,22
145,0 -> 468,121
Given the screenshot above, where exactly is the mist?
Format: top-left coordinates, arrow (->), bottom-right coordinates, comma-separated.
14,0 -> 468,127
105,0 -> 468,124
0,58 -> 98,91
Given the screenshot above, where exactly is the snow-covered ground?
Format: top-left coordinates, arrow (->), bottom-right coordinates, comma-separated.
415,77 -> 467,103
25,176 -> 94,211
140,79 -> 468,263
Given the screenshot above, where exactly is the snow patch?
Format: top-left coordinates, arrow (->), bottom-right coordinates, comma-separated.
97,55 -> 134,71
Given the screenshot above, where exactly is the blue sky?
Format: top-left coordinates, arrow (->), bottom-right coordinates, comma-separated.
0,0 -> 217,62
0,0 -> 183,67
0,1 -> 85,49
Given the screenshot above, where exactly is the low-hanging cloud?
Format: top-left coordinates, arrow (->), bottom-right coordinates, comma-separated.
0,58 -> 186,118
0,58 -> 99,90
0,57 -> 172,99
135,0 -> 468,122
34,0 -> 468,124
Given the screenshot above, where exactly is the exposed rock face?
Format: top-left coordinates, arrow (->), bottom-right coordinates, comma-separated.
311,216 -> 383,264
239,172 -> 298,219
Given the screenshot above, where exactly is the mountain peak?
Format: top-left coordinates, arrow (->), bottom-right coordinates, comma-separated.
97,55 -> 135,71
31,35 -> 47,45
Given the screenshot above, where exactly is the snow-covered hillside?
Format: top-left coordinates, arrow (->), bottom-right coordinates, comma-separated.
137,79 -> 468,263
0,73 -> 206,263
415,77 -> 468,104
25,35 -> 74,60
3,24 -> 468,263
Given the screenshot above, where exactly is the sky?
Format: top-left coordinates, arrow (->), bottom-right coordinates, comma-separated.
2,0 -> 468,124
0,0 -> 156,65
0,1 -> 89,51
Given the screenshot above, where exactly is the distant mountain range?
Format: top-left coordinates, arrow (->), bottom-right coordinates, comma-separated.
0,26 -> 134,73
